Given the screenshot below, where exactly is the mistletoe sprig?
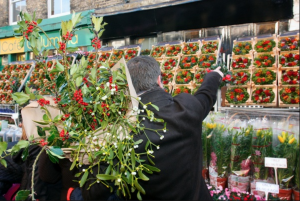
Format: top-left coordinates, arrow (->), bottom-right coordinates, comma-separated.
252,88 -> 275,104
278,36 -> 300,51
281,70 -> 299,85
232,41 -> 252,55
252,69 -> 276,85
225,87 -> 249,104
198,54 -> 216,68
254,39 -> 276,52
182,42 -> 199,55
279,86 -> 300,104
254,54 -> 275,68
165,45 -> 181,57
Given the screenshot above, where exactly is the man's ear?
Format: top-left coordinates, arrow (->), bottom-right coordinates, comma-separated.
157,75 -> 163,89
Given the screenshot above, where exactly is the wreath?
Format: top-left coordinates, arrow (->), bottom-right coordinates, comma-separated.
87,53 -> 96,64
179,56 -> 198,69
9,65 -> 16,71
278,36 -> 300,51
252,88 -> 275,103
201,41 -> 218,54
281,70 -> 300,85
16,64 -> 24,73
110,50 -> 124,61
173,86 -> 191,96
140,49 -> 151,56
232,41 -> 252,55
164,86 -> 170,93
182,43 -> 199,55
161,71 -> 174,85
254,54 -> 275,68
279,86 -> 300,104
162,58 -> 178,71
24,64 -> 31,71
254,39 -> 276,52
195,69 -> 210,84
165,45 -> 181,57
151,46 -> 166,57
252,69 -> 276,85
231,57 -> 251,70
175,70 -> 194,84
125,48 -> 138,60
46,61 -> 53,69
198,54 -> 216,68
225,87 -> 249,104
230,71 -> 250,85
279,53 -> 300,67
99,52 -> 111,62
108,61 -> 116,68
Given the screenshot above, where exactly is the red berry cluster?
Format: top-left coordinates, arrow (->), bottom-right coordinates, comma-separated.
37,98 -> 50,106
62,31 -> 73,41
109,76 -> 113,83
73,89 -> 88,106
83,77 -> 89,87
61,114 -> 70,121
23,20 -> 37,40
39,139 -> 48,146
53,96 -> 61,104
59,42 -> 66,53
92,37 -> 101,49
59,130 -> 69,141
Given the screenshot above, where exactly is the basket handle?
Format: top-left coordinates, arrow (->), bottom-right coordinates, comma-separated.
228,113 -> 250,122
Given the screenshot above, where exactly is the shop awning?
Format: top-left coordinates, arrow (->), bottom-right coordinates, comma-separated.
97,0 -> 293,39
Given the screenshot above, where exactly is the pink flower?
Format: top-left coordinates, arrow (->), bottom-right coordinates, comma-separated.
255,150 -> 261,156
211,152 -> 217,166
241,159 -> 251,170
255,167 -> 260,173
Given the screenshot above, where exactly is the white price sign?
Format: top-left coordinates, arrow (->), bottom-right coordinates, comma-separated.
256,182 -> 279,194
265,157 -> 287,168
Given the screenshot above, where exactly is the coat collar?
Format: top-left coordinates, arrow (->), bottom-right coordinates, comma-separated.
140,87 -> 173,107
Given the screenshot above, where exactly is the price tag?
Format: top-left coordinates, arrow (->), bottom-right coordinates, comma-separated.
265,157 -> 287,168
256,182 -> 279,194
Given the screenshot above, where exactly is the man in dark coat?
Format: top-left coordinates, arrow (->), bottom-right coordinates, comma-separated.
82,56 -> 223,200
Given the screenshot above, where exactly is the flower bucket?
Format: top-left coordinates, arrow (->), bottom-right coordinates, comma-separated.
293,188 -> 300,201
217,177 -> 228,189
278,188 -> 292,201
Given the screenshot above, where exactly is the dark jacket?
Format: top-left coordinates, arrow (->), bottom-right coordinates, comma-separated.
82,71 -> 221,200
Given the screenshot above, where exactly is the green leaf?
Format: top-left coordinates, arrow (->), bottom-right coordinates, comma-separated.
49,147 -> 64,156
151,104 -> 159,111
147,155 -> 155,165
21,147 -> 29,161
0,142 -> 8,154
143,164 -> 160,172
96,174 -> 117,180
91,67 -> 96,81
16,140 -> 29,149
51,60 -> 64,73
67,47 -> 78,53
70,64 -> 78,75
12,92 -> 30,105
15,190 -> 30,201
33,120 -> 49,125
138,170 -> 149,181
37,19 -> 43,24
134,180 -> 145,195
37,126 -> 46,137
47,134 -> 56,143
32,11 -> 36,21
131,149 -> 136,169
82,84 -> 90,95
72,11 -> 82,27
76,76 -> 83,87
24,13 -> 32,22
47,151 -> 59,163
53,115 -> 63,123
36,94 -> 44,100
145,141 -> 150,151
134,139 -> 143,145
137,191 -> 142,201
43,114 -> 50,121
29,93 -> 35,100
108,149 -> 114,160
0,159 -> 7,168
56,74 -> 66,89
61,21 -> 68,36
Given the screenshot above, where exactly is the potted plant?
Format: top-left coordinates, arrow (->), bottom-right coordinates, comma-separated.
293,145 -> 300,201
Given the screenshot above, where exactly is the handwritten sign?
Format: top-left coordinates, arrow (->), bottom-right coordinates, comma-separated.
256,182 -> 279,194
265,157 -> 287,168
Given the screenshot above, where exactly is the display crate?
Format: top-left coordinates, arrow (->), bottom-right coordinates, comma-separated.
252,34 -> 278,54
251,68 -> 277,86
97,46 -> 113,63
278,85 -> 300,107
278,50 -> 299,69
109,49 -> 125,62
165,43 -> 182,57
232,39 -> 254,57
161,56 -> 180,72
172,83 -> 196,96
277,32 -> 299,53
181,40 -> 201,55
230,55 -> 253,71
278,67 -> 299,86
150,44 -> 166,58
174,68 -> 195,85
178,54 -> 198,70
198,53 -> 217,69
252,52 -> 277,69
201,37 -> 221,55
250,85 -> 277,107
228,70 -> 252,87
225,86 -> 251,106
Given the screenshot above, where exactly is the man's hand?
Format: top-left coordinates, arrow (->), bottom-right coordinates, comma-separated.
213,66 -> 224,78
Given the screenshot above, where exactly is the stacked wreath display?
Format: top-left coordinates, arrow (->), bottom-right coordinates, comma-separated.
125,48 -> 138,60
231,57 -> 251,70
173,86 -> 191,96
281,70 -> 300,85
179,56 -> 198,69
230,71 -> 250,85
165,45 -> 181,57
195,69 -> 208,84
232,41 -> 252,55
24,64 -> 31,71
16,64 -> 24,73
110,50 -> 124,61
140,49 -> 151,56
252,88 -> 275,103
162,58 -> 178,71
1,65 -> 9,73
225,87 -> 249,104
175,70 -> 194,84
99,52 -> 111,62
201,41 -> 218,54
87,53 -> 97,69
254,39 -> 276,52
279,86 -> 300,104
279,53 -> 300,67
161,72 -> 174,85
252,69 -> 276,85
198,54 -> 216,68
151,46 -> 166,58
254,54 -> 275,68
278,36 -> 300,51
182,42 -> 199,55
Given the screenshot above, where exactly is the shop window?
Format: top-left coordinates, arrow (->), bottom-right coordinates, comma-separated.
106,39 -> 125,48
48,0 -> 70,18
254,22 -> 276,36
184,30 -> 201,41
16,53 -> 25,61
9,0 -> 26,25
1,55 -> 8,66
131,36 -> 157,50
160,31 -> 184,42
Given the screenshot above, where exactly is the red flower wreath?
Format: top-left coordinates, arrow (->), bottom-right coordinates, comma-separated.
195,69 -> 211,84
161,72 -> 174,85
201,41 -> 218,54
225,87 -> 249,104
278,36 -> 300,51
109,62 -> 116,68
151,46 -> 166,58
252,88 -> 275,103
165,45 -> 181,57
230,71 -> 250,85
162,58 -> 178,71
99,53 -> 111,62
175,70 -> 194,84
173,86 -> 191,96
140,49 -> 151,56
232,41 -> 252,55
254,39 -> 276,52
110,50 -> 124,61
182,42 -> 199,55
281,70 -> 300,85
252,69 -> 276,85
231,57 -> 251,70
198,54 -> 216,68
280,86 -> 300,104
23,64 -> 31,71
254,54 -> 275,68
9,65 -> 16,71
87,53 -> 96,69
179,56 -> 198,69
279,53 -> 300,67
125,48 -> 138,60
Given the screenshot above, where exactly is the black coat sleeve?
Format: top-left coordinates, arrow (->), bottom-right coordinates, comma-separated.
193,71 -> 222,119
